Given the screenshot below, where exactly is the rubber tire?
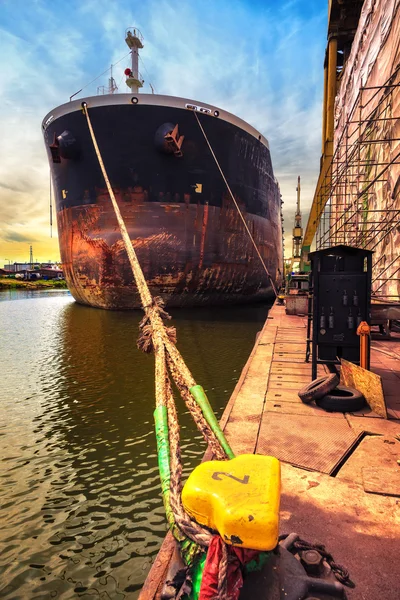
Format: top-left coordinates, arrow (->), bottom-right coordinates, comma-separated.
298,374 -> 339,404
315,385 -> 366,413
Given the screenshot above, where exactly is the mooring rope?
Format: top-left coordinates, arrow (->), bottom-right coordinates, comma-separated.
218,544 -> 229,600
82,103 -> 231,557
194,111 -> 278,297
166,354 -> 227,460
166,376 -> 213,547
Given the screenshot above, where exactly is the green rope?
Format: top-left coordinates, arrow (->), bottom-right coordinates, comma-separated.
189,553 -> 207,600
189,385 -> 235,459
154,406 -> 202,566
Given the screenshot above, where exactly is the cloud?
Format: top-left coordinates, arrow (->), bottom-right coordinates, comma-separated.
0,0 -> 326,261
0,181 -> 25,193
2,230 -> 37,243
0,5 -> 89,261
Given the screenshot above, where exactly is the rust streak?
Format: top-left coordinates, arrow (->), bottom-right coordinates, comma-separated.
198,202 -> 209,269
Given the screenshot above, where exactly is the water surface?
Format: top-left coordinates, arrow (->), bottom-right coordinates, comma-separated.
0,291 -> 269,598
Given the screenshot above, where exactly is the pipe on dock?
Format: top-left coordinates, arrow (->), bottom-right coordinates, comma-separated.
326,36 -> 338,147
357,321 -> 371,370
322,64 -> 328,153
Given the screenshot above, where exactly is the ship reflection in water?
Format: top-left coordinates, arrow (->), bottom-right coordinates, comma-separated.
0,291 -> 269,598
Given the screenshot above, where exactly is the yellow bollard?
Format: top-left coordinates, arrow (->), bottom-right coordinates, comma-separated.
182,454 -> 281,551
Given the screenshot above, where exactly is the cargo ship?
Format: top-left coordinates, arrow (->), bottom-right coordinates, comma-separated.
42,28 -> 283,309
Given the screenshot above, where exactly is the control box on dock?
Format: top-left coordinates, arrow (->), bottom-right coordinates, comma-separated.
309,245 -> 372,378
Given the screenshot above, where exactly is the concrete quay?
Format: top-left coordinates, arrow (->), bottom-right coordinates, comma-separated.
141,302 -> 400,600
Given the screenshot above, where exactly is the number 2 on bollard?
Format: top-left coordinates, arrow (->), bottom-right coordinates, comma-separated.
211,472 -> 250,484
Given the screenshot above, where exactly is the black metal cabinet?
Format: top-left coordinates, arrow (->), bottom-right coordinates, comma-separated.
309,245 -> 372,379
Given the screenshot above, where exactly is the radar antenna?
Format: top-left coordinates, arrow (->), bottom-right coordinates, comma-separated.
108,64 -> 118,94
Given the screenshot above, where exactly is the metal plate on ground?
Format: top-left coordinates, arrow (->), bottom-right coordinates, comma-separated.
268,378 -> 309,389
265,400 -> 344,419
269,373 -> 310,384
275,339 -> 306,345
275,343 -> 306,354
346,415 -> 400,436
258,330 -> 277,345
337,435 -> 400,485
362,467 -> 400,496
257,413 -> 358,474
266,389 -> 308,402
270,370 -> 311,382
274,353 -> 307,362
272,362 -> 312,372
276,333 -> 306,341
276,330 -> 305,335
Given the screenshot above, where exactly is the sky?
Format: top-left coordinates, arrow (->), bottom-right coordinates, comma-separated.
0,0 -> 327,265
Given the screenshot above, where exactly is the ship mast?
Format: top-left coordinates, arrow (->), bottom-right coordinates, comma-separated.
96,64 -> 118,96
292,176 -> 303,260
125,27 -> 144,93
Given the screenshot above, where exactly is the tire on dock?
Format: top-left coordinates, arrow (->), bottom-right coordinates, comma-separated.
298,374 -> 339,404
315,385 -> 366,413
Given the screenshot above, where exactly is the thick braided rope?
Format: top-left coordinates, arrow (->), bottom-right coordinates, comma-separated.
217,542 -> 229,600
166,354 -> 227,460
165,377 -> 213,547
139,303 -> 225,456
137,297 -> 177,353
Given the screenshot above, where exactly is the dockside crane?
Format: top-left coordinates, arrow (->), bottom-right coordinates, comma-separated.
292,176 -> 303,263
285,176 -> 303,277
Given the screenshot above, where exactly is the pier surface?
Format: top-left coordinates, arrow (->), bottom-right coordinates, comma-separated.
141,302 -> 400,600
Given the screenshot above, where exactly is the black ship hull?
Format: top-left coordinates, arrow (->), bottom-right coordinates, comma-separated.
43,94 -> 283,309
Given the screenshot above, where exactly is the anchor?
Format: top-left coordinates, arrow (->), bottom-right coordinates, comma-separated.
164,124 -> 185,157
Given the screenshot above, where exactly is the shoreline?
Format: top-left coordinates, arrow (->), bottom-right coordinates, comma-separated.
0,278 -> 68,290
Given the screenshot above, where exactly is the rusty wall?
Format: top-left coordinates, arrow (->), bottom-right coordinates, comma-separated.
331,0 -> 400,301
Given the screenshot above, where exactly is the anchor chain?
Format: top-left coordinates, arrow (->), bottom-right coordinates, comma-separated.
279,533 -> 355,588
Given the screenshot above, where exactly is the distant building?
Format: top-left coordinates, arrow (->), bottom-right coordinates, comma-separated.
38,268 -> 64,280
2,263 -> 41,273
2,263 -> 63,280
